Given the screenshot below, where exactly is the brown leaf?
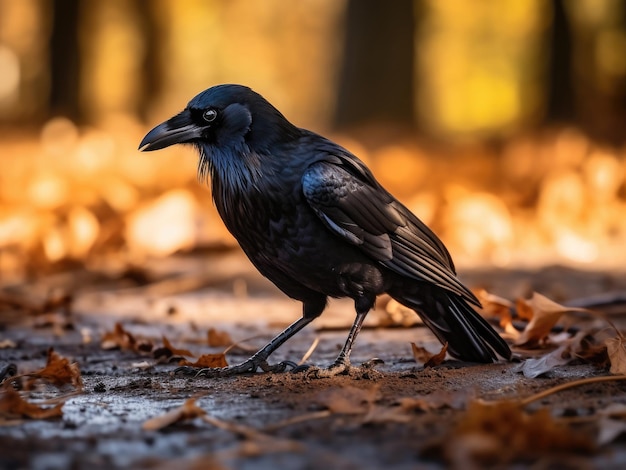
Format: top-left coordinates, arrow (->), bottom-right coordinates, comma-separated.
101,322 -> 137,351
101,322 -> 153,354
514,292 -> 588,348
362,392 -> 462,423
207,328 -> 233,347
606,336 -> 626,375
26,348 -> 83,390
179,353 -> 228,369
162,336 -> 195,358
574,333 -> 609,367
142,397 -> 206,431
425,342 -> 448,367
0,386 -> 64,419
397,391 -> 467,412
515,297 -> 534,321
477,289 -> 512,321
442,400 -> 594,466
0,339 -> 17,349
411,342 -> 447,367
314,385 -> 378,415
477,290 -> 519,337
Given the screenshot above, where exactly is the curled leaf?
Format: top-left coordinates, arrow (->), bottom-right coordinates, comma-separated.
179,353 -> 228,369
207,328 -> 233,347
515,292 -> 588,348
101,322 -> 153,354
26,348 -> 83,390
0,386 -> 64,420
606,336 -> 626,375
142,398 -> 206,431
161,336 -> 195,358
516,344 -> 573,378
411,342 -> 447,367
441,400 -> 594,466
315,385 -> 378,415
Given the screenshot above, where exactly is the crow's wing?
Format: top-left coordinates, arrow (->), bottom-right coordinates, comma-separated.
302,157 -> 479,305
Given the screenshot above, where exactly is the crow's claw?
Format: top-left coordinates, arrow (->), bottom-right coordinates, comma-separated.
173,358 -> 300,378
290,363 -> 313,374
302,360 -> 351,379
265,360 -> 299,372
361,357 -> 385,369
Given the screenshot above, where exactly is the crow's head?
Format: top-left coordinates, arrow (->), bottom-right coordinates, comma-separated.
139,84 -> 299,154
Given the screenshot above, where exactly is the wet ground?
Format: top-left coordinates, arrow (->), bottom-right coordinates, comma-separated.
2,253 -> 626,469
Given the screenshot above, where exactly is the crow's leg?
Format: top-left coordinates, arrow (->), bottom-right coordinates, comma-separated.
176,297 -> 327,378
306,306 -> 370,378
176,315 -> 315,378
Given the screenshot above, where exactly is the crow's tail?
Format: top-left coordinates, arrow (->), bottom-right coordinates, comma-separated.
389,284 -> 511,363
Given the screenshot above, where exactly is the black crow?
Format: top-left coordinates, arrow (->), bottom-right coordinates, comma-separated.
139,84 -> 511,376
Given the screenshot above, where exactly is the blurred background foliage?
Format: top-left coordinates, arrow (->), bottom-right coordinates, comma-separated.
2,0 -> 626,141
1,0 -> 626,282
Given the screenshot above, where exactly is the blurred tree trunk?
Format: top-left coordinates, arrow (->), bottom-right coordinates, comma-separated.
135,0 -> 161,121
571,5 -> 626,145
546,0 -> 574,124
49,0 -> 81,121
334,0 -> 416,130
548,1 -> 626,145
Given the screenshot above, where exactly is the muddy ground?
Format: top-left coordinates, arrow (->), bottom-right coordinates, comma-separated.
2,252 -> 626,469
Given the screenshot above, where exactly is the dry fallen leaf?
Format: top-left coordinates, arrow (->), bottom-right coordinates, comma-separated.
574,333 -> 609,367
0,386 -> 64,420
179,353 -> 228,369
101,322 -> 153,354
515,292 -> 588,348
0,339 -> 17,349
207,328 -> 233,347
25,348 -> 83,390
411,342 -> 448,367
606,336 -> 626,375
161,335 -> 195,358
517,344 -> 573,378
397,392 -> 467,412
441,400 -> 594,466
142,397 -> 206,431
477,289 -> 517,335
518,329 -> 610,378
101,322 -> 137,351
315,385 -> 379,415
515,296 -> 534,321
595,403 -> 626,445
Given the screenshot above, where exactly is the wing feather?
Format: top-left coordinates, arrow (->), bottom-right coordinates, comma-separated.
302,158 -> 478,305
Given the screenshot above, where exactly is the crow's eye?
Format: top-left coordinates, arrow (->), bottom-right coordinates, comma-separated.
202,109 -> 218,123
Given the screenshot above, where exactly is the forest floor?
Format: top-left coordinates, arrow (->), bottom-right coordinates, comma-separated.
2,250 -> 626,469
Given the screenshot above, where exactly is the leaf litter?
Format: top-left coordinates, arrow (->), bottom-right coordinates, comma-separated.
0,348 -> 83,422
4,283 -> 626,466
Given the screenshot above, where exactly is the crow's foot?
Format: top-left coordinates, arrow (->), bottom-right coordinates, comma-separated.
294,357 -> 384,379
174,358 -> 299,378
298,358 -> 351,378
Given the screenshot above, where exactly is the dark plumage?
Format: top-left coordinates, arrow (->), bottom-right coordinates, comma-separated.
139,84 -> 511,376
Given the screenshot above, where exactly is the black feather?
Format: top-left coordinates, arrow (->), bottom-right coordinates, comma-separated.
139,84 -> 511,367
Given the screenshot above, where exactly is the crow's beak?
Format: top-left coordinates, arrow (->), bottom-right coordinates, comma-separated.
138,111 -> 201,151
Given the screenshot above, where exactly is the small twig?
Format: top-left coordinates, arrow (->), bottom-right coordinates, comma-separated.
201,413 -> 263,439
520,375 -> 626,407
298,337 -> 320,366
222,334 -> 266,355
263,410 -> 332,432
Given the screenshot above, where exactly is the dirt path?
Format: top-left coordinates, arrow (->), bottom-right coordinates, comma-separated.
2,258 -> 626,469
